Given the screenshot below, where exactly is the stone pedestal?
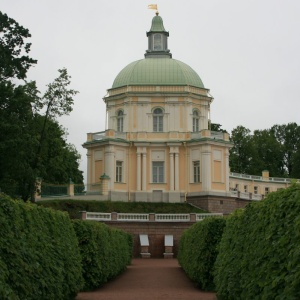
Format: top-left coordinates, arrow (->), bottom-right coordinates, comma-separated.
100,173 -> 110,195
67,179 -> 74,197
139,234 -> 151,258
163,235 -> 174,258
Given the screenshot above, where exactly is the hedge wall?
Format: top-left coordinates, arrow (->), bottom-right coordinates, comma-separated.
177,217 -> 226,291
214,184 -> 300,299
0,193 -> 83,300
72,220 -> 133,291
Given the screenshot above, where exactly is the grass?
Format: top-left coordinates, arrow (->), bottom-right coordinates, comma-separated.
37,199 -> 206,219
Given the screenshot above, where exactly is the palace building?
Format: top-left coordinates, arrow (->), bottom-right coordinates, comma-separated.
83,13 -> 294,213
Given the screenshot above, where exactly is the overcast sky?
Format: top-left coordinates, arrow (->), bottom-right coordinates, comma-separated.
2,0 -> 300,182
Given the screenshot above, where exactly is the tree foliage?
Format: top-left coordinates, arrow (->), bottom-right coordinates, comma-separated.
229,123 -> 300,178
0,11 -> 82,201
0,11 -> 37,80
210,123 -> 227,133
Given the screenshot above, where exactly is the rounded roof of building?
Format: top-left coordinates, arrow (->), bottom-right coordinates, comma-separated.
111,58 -> 205,89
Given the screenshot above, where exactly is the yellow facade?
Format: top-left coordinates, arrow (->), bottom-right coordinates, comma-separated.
83,14 -> 233,202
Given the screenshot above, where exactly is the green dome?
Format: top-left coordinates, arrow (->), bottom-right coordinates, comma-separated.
112,58 -> 204,89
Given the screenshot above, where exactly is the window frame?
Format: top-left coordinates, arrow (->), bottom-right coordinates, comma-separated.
265,187 -> 269,195
116,161 -> 123,183
193,161 -> 200,183
153,108 -> 164,132
152,161 -> 164,183
192,109 -> 200,132
254,186 -> 258,194
117,110 -> 124,132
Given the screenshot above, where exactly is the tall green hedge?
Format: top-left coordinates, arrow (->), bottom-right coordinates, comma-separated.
72,220 -> 133,291
177,217 -> 226,291
0,193 -> 83,300
214,184 -> 300,299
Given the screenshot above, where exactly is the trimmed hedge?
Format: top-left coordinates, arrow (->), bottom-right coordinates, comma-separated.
214,184 -> 300,299
38,200 -> 206,219
0,193 -> 83,300
177,217 -> 226,291
72,220 -> 133,291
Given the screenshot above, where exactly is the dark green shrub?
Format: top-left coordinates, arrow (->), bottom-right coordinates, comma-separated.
0,193 -> 83,299
214,184 -> 300,299
72,220 -> 133,291
178,217 -> 226,291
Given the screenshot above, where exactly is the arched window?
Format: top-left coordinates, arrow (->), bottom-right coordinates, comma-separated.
153,108 -> 163,132
192,110 -> 200,132
117,110 -> 124,132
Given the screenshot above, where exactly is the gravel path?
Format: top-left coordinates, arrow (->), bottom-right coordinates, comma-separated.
76,259 -> 216,300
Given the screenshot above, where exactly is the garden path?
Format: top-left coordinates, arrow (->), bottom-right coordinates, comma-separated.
76,258 -> 216,300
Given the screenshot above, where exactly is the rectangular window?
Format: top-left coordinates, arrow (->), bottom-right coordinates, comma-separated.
193,118 -> 199,132
244,185 -> 248,192
153,116 -> 163,132
235,184 -> 239,191
193,161 -> 200,183
116,161 -> 123,182
117,118 -> 123,132
152,161 -> 164,183
265,187 -> 269,195
254,186 -> 258,194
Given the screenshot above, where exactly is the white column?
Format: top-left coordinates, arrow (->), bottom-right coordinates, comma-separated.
104,145 -> 114,189
169,152 -> 174,191
202,146 -> 211,192
137,152 -> 141,191
175,152 -> 179,191
142,152 -> 147,191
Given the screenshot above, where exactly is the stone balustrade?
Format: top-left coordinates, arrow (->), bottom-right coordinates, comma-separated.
81,212 -> 223,222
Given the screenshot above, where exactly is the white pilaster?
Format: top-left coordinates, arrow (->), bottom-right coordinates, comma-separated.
137,152 -> 141,191
104,145 -> 114,189
175,152 -> 179,191
142,152 -> 147,191
169,152 -> 174,191
202,145 -> 211,192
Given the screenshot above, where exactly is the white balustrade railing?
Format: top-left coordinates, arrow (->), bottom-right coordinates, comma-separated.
230,190 -> 238,197
240,192 -> 250,199
86,212 -> 112,221
155,214 -> 190,222
84,212 -> 223,222
117,213 -> 149,222
210,131 -> 224,139
252,194 -> 263,200
230,190 -> 264,200
269,177 -> 291,182
92,131 -> 106,140
115,132 -> 127,139
230,172 -> 300,183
